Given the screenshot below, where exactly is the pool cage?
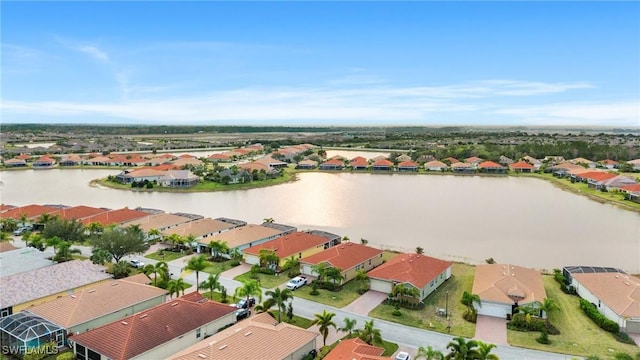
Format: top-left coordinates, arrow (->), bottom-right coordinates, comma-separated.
0,312 -> 64,353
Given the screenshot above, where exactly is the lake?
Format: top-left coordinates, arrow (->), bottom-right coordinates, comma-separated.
1,168 -> 638,273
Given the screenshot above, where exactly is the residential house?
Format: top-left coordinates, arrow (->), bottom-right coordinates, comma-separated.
167,312 -> 318,360
300,243 -> 384,283
208,153 -> 231,162
164,218 -> 240,252
218,168 -> 251,184
295,159 -> 318,169
598,175 -> 637,191
0,260 -> 111,317
564,266 -> 640,333
59,154 -> 84,166
547,161 -> 584,177
371,159 -> 394,171
522,156 -> 542,170
443,157 -> 460,165
424,160 -> 447,172
543,155 -> 565,165
198,224 -> 290,255
509,161 -> 535,173
243,231 -> 338,266
48,205 -> 110,222
0,204 -> 59,222
450,162 -> 474,173
254,155 -> 288,169
396,154 -> 412,163
471,264 -> 546,319
367,253 -> 452,300
478,161 -> 506,174
80,208 -> 150,227
499,155 -> 514,166
621,184 -> 640,203
171,157 -> 203,168
70,294 -> 236,360
397,161 -> 419,172
32,156 -> 56,168
121,213 -> 194,238
319,159 -> 344,171
627,159 -> 640,171
465,157 -> 484,169
115,168 -> 166,184
26,275 -> 167,336
569,157 -> 597,168
350,156 -> 369,170
324,338 -> 386,360
3,158 -> 27,167
600,159 -> 618,169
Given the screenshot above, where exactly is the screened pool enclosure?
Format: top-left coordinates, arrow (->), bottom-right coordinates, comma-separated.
0,312 -> 64,353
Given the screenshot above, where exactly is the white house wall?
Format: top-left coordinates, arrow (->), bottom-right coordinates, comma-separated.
475,301 -> 512,318
369,279 -> 392,294
571,278 -> 625,329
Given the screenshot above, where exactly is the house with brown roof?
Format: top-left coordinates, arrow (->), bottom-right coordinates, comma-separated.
32,156 -> 56,168
569,157 -> 596,168
243,231 -> 338,267
296,159 -> 318,170
324,337 -> 386,360
478,161 -> 506,173
164,218 -> 240,252
599,159 -> 618,169
0,260 -> 111,317
121,213 -> 194,239
627,159 -> 640,171
48,205 -> 110,221
564,266 -> 640,333
509,161 -> 535,173
397,161 -> 418,172
300,242 -> 384,283
621,184 -> 640,203
472,264 -> 546,319
1,204 -> 58,222
167,312 -> 318,360
367,253 -> 452,300
3,158 -> 28,167
80,208 -> 149,226
60,154 -> 84,166
443,157 -> 460,165
424,160 -> 447,171
319,159 -> 344,171
350,156 -> 369,170
26,275 -> 167,336
465,156 -> 484,168
197,224 -> 290,255
371,159 -> 394,171
70,294 -> 236,360
450,162 -> 474,173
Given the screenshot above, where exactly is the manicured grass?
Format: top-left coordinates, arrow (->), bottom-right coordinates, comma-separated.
507,275 -> 639,359
202,259 -> 239,274
381,250 -> 401,262
234,271 -> 289,289
369,263 -> 476,338
269,310 -> 314,329
200,290 -> 234,304
381,339 -> 400,357
145,249 -> 186,262
291,279 -> 365,308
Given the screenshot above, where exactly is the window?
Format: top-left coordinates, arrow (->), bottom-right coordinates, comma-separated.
76,345 -> 86,360
368,259 -> 372,265
299,252 -> 302,259
87,349 -> 101,360
0,307 -> 12,317
196,328 -> 201,338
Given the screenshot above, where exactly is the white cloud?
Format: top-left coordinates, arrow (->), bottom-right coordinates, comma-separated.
77,45 -> 110,63
493,101 -> 640,126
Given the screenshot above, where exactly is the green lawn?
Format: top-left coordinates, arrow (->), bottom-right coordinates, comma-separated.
202,259 -> 239,274
145,249 -> 186,262
200,290 -> 234,304
291,279 -> 365,308
269,310 -> 314,329
507,275 -> 640,359
369,263 -> 477,338
234,271 -> 290,289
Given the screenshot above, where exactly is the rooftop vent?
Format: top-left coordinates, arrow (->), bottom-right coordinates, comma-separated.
88,289 -> 96,293
244,331 -> 252,336
197,354 -> 207,359
121,321 -> 128,325
171,302 -> 178,306
219,345 -> 228,350
111,282 -> 119,286
70,295 -> 76,299
140,314 -> 148,319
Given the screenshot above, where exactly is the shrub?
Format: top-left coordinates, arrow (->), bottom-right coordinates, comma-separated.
310,282 -> 320,296
56,352 -> 75,360
579,299 -> 620,333
382,298 -> 425,310
613,353 -> 633,360
463,309 -> 477,323
536,329 -> 551,344
229,259 -> 240,267
615,332 -> 636,345
507,313 -> 561,335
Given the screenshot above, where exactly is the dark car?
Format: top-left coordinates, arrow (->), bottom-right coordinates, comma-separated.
236,297 -> 256,309
236,308 -> 251,321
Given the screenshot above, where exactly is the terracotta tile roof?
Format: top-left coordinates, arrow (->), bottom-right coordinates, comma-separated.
4,158 -> 27,165
208,153 -> 231,160
367,253 -> 452,289
179,154 -> 196,158
351,156 -> 368,163
324,338 -> 386,360
321,159 -> 345,166
297,159 -> 318,166
472,264 -> 546,305
465,156 -> 483,163
125,168 -> 166,177
600,159 -> 618,165
372,159 -> 394,167
27,277 -> 167,329
478,161 -> 504,169
301,243 -> 383,271
397,161 -> 418,167
569,157 -> 595,165
170,158 -> 203,167
0,205 -> 17,212
621,184 -> 640,193
122,213 -> 193,232
205,224 -> 284,248
81,208 -> 149,226
425,160 -> 447,168
71,296 -> 236,360
578,172 -> 617,182
163,218 -> 236,238
0,260 -> 110,309
48,205 -> 110,221
0,204 -> 58,220
243,232 -> 330,258
572,272 -> 640,318
16,154 -> 32,160
549,161 -> 583,171
350,158 -> 369,167
123,273 -> 153,285
450,162 -> 473,169
509,161 -> 534,170
239,162 -> 271,173
169,312 -> 319,360
566,168 -> 594,176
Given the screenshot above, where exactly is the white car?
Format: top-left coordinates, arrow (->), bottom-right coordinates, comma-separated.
129,259 -> 145,268
395,351 -> 411,360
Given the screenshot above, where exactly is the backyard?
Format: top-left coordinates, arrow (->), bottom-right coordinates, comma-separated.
507,275 -> 640,359
369,262 -> 477,338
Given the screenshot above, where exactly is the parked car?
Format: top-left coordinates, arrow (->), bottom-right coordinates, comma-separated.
236,297 -> 256,309
129,259 -> 145,268
236,308 -> 251,321
395,351 -> 411,360
286,276 -> 307,290
13,227 -> 29,236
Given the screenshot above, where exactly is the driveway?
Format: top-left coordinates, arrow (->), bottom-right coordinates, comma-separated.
342,290 -> 388,316
474,315 -> 508,346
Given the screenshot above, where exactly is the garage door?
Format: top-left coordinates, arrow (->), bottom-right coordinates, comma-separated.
477,301 -> 511,318
244,254 -> 259,266
369,279 -> 392,294
301,264 -> 314,276
626,320 -> 640,333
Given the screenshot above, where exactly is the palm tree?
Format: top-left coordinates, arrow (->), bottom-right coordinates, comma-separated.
199,272 -> 223,300
339,317 -> 357,337
0,232 -> 10,242
357,319 -> 383,346
263,217 -> 275,223
475,341 -> 499,360
234,279 -> 262,305
311,310 -> 337,347
254,299 -> 275,314
45,236 -> 62,255
445,337 -> 479,360
417,345 -> 444,360
283,256 -> 300,273
167,278 -> 188,298
311,262 -> 329,282
209,240 -> 229,261
185,234 -> 197,250
538,298 -> 560,326
258,249 -> 279,270
461,291 -> 482,318
112,260 -> 131,279
147,228 -> 162,242
152,261 -> 170,286
264,287 -> 293,323
182,255 -> 208,289
85,222 -> 104,237
53,241 -> 81,262
324,266 -> 345,286
392,283 -> 420,303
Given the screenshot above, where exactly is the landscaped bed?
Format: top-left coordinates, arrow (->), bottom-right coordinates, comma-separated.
291,278 -> 364,308
234,271 -> 290,289
145,249 -> 187,262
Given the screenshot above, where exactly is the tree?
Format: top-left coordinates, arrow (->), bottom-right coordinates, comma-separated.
311,310 -> 337,347
538,298 -> 560,326
234,279 -> 262,305
167,278 -> 188,298
311,262 -> 329,282
360,238 -> 368,245
263,217 -> 275,223
355,270 -> 369,293
258,249 -> 279,270
392,283 -> 420,303
485,258 -> 496,264
26,232 -> 45,251
417,345 -> 444,360
445,337 -> 480,360
416,247 -> 424,254
264,287 -> 294,323
52,241 -> 81,263
324,266 -> 345,286
209,240 -> 229,261
357,319 -> 383,346
282,256 -> 300,273
43,218 -> 85,243
85,222 -> 104,237
90,227 -> 149,263
199,272 -> 223,300
112,260 -> 131,279
475,341 -> 499,360
147,228 -> 162,242
45,236 -> 62,255
183,255 -> 208,289
339,317 -> 357,337
461,291 -> 481,320
90,248 -> 113,265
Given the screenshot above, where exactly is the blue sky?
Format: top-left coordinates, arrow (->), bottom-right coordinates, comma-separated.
2,1 -> 639,126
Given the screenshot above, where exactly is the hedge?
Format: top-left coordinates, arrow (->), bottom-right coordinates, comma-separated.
579,299 -> 620,333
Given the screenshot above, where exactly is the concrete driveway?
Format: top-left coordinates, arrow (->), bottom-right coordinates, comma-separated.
474,315 -> 508,346
342,290 -> 388,316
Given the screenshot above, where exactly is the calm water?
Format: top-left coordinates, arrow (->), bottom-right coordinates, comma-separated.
1,169 -> 638,273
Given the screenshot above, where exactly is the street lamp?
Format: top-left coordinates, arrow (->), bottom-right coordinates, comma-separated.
445,291 -> 449,318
